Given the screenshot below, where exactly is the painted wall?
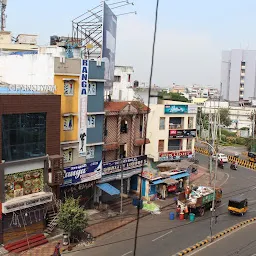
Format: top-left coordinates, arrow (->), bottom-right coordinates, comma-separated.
86,115 -> 104,144
87,82 -> 104,113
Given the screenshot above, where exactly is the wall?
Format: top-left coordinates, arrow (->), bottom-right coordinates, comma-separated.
87,82 -> 104,113
0,54 -> 54,85
87,115 -> 104,144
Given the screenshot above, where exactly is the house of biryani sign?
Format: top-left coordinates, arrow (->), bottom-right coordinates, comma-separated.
8,84 -> 56,93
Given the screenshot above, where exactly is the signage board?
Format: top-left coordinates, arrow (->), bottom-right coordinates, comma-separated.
8,84 -> 56,93
169,129 -> 196,138
102,155 -> 147,175
62,160 -> 102,186
164,104 -> 197,114
79,59 -> 88,157
159,150 -> 192,161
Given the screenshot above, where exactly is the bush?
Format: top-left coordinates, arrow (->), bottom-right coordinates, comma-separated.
221,129 -> 236,137
235,137 -> 246,145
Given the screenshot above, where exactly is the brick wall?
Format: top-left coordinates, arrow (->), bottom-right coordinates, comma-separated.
105,116 -> 118,143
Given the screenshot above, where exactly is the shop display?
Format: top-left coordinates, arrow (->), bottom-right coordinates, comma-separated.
5,169 -> 44,201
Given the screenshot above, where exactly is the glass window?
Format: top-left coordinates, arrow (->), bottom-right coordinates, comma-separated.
63,148 -> 73,163
159,117 -> 165,130
114,76 -> 121,82
64,80 -> 74,95
63,116 -> 74,131
120,120 -> 128,133
2,113 -> 46,162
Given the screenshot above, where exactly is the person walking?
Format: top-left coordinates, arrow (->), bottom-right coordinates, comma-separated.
176,205 -> 181,218
184,205 -> 189,219
52,242 -> 61,256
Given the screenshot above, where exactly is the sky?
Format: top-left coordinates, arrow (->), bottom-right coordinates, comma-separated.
6,0 -> 256,88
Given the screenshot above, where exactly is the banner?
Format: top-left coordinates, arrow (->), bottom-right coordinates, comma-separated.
103,155 -> 147,175
79,59 -> 88,157
159,150 -> 192,161
169,129 -> 196,138
164,104 -> 197,114
62,161 -> 102,186
102,2 -> 117,89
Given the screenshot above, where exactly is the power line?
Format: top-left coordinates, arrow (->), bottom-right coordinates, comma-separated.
132,0 -> 160,256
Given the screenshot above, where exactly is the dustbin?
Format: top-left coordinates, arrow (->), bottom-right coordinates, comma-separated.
169,212 -> 175,220
189,213 -> 195,222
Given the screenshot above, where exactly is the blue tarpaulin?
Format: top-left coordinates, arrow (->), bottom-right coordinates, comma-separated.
152,179 -> 165,185
170,172 -> 190,180
97,183 -> 120,195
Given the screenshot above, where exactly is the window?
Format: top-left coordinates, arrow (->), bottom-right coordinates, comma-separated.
64,80 -> 74,95
86,146 -> 95,159
128,74 -> 131,82
120,144 -> 126,158
2,113 -> 46,162
159,117 -> 165,130
63,148 -> 73,163
241,61 -> 246,66
87,116 -> 96,128
241,69 -> 245,73
63,116 -> 74,131
168,140 -> 181,151
120,120 -> 128,133
114,76 -> 121,82
158,140 -> 164,152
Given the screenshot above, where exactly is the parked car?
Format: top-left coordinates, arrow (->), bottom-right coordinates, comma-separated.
212,153 -> 228,163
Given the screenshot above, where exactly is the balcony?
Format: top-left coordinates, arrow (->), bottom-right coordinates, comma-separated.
168,146 -> 181,151
169,123 -> 182,129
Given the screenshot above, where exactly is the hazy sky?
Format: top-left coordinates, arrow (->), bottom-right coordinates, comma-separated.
6,0 -> 256,87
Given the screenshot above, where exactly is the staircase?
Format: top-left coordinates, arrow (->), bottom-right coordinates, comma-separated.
4,234 -> 48,254
45,208 -> 59,234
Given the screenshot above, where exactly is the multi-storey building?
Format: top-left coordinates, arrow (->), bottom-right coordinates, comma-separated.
221,49 -> 256,102
146,100 -> 197,162
96,101 -> 149,203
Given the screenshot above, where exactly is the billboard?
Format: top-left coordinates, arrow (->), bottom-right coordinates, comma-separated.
164,105 -> 197,114
159,150 -> 192,161
169,129 -> 197,138
79,59 -> 88,157
102,2 -> 117,89
62,161 -> 102,186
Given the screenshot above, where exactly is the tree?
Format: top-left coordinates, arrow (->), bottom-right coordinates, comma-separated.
58,197 -> 88,241
219,108 -> 232,127
158,91 -> 189,102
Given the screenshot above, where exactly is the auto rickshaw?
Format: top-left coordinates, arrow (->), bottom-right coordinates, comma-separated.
228,198 -> 248,216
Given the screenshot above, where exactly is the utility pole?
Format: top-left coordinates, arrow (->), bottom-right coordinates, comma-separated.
252,110 -> 255,152
120,156 -> 124,214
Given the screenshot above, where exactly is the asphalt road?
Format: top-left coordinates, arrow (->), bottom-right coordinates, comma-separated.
68,153 -> 256,256
191,222 -> 256,256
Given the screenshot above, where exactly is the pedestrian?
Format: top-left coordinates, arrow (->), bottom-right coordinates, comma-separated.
185,186 -> 190,200
176,205 -> 181,218
52,242 -> 61,256
184,205 -> 189,219
174,196 -> 178,206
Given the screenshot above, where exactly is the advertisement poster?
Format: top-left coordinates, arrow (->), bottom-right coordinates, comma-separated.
159,150 -> 192,161
62,161 -> 102,186
79,59 -> 88,157
169,129 -> 197,138
164,105 -> 197,114
103,155 -> 147,175
102,2 -> 117,89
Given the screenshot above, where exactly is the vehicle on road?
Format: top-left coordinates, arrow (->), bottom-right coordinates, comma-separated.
228,198 -> 248,216
230,163 -> 238,170
248,152 -> 256,163
218,161 -> 224,169
212,153 -> 228,163
178,186 -> 222,216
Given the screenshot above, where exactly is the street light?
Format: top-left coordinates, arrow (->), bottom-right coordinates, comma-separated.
200,141 -> 218,242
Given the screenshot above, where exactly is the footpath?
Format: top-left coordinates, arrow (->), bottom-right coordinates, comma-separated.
16,164 -> 214,255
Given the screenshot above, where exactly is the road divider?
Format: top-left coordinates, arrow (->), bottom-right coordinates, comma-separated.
173,217 -> 256,256
195,147 -> 256,170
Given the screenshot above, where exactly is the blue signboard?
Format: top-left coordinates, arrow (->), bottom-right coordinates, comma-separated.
62,161 -> 102,186
164,105 -> 188,114
103,155 -> 147,176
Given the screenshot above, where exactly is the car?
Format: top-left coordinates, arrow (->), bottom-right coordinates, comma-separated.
212,153 -> 228,163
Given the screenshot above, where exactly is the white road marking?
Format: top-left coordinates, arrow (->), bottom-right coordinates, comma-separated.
219,172 -> 230,187
219,203 -> 226,208
152,230 -> 173,242
121,251 -> 132,256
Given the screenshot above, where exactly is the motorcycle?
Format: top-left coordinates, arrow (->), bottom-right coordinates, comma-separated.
218,162 -> 224,169
230,163 -> 238,170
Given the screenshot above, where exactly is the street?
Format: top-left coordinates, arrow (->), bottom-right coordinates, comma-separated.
191,222 -> 256,256
68,153 -> 256,256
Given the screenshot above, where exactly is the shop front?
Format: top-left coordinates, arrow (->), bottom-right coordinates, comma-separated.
97,156 -> 147,203
61,160 -> 102,208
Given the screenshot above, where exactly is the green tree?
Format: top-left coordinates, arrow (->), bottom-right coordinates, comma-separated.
158,91 -> 189,102
58,197 -> 88,240
219,108 -> 232,127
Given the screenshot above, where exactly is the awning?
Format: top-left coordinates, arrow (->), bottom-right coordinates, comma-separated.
97,183 -> 120,195
152,179 -> 164,185
170,172 -> 190,180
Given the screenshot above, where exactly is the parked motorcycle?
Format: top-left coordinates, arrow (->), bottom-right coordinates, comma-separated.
218,162 -> 224,169
230,163 -> 238,170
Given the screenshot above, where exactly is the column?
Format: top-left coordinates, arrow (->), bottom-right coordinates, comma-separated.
130,115 -> 136,157
127,177 -> 130,193
182,138 -> 187,151
183,116 -> 188,129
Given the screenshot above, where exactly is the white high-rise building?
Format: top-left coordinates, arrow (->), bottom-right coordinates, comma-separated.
221,49 -> 256,102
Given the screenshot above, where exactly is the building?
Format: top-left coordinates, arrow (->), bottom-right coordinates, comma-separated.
221,49 -> 256,102
0,94 -> 61,244
97,101 -> 150,203
146,100 -> 197,162
0,51 -> 106,208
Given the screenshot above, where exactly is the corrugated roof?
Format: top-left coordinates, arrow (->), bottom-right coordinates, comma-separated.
104,101 -> 150,112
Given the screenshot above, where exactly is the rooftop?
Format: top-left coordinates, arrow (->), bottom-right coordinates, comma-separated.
104,101 -> 150,112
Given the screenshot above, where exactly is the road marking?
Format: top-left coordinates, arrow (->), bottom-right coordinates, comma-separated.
250,186 -> 256,190
121,251 -> 132,256
219,203 -> 226,208
152,230 -> 173,242
219,172 -> 230,187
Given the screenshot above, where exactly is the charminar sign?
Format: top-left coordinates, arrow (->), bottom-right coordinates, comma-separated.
8,84 -> 56,93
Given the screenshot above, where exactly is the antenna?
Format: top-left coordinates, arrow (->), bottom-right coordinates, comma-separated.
0,0 -> 7,31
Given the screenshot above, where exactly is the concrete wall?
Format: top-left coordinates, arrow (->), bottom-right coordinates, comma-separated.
87,115 -> 104,144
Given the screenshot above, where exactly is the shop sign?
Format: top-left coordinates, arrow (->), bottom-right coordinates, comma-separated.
164,104 -> 197,114
159,150 -> 192,161
102,155 -> 147,175
79,59 -> 89,157
169,129 -> 196,139
62,160 -> 102,186
62,181 -> 96,194
8,84 -> 56,93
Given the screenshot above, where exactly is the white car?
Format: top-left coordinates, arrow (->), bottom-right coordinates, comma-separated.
212,153 -> 228,163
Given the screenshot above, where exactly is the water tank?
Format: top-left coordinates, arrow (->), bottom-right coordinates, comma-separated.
134,80 -> 139,88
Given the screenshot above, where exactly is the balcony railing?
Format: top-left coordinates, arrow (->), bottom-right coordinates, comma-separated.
168,146 -> 181,151
169,124 -> 182,129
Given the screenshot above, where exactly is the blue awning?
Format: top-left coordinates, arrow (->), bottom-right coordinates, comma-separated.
152,179 -> 164,185
97,183 -> 120,196
170,172 -> 190,180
